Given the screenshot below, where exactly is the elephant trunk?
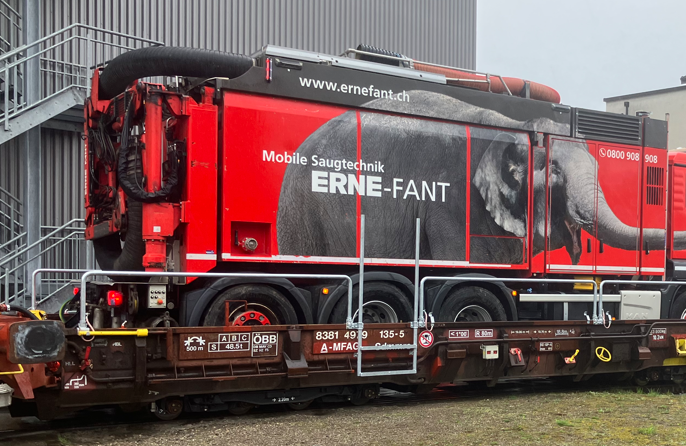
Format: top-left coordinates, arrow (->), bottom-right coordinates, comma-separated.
595,192 -> 665,251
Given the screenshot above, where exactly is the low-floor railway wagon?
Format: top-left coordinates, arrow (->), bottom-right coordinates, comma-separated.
4,44 -> 686,419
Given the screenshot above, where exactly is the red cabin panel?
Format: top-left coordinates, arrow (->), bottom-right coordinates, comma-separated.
669,152 -> 686,261
594,142 -> 641,275
180,101 -> 219,274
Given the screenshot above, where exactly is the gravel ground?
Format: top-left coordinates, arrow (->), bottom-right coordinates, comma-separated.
5,387 -> 686,446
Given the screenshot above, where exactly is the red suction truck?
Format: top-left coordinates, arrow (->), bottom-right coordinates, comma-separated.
74,44 -> 686,329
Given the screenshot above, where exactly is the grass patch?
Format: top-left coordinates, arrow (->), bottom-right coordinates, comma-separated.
638,425 -> 656,435
58,435 -> 70,446
556,419 -> 573,427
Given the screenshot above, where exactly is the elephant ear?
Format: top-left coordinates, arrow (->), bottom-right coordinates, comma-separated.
473,133 -> 529,237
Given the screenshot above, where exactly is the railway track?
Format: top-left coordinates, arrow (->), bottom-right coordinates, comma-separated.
1,378 -> 683,444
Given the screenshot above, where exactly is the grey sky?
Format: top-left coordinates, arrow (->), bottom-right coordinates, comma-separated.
477,0 -> 686,110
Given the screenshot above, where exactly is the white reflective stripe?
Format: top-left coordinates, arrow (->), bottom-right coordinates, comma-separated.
186,253 -> 217,260
675,266 -> 686,271
548,264 -> 594,271
640,267 -> 665,273
218,254 -> 521,268
596,266 -> 637,272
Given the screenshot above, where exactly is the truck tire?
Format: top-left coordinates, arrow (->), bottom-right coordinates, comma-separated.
437,286 -> 507,322
669,290 -> 686,319
329,282 -> 413,324
202,284 -> 298,326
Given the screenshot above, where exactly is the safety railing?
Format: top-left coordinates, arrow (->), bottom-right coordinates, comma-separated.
76,271 -> 354,331
419,276 -> 599,323
0,23 -> 163,130
0,218 -> 88,306
0,1 -> 21,54
30,268 -> 94,309
0,186 -> 22,257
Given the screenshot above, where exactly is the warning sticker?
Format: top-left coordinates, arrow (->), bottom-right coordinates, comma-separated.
419,330 -> 434,348
209,333 -> 250,353
252,332 -> 278,357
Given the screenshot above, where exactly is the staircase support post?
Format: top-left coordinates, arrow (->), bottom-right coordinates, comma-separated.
22,0 -> 41,304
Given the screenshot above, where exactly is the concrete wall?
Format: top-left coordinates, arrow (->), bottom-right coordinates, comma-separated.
605,86 -> 686,150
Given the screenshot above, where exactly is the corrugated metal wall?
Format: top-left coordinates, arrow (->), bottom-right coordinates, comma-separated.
0,129 -> 84,222
2,0 -> 476,227
41,0 -> 476,68
41,129 -> 84,223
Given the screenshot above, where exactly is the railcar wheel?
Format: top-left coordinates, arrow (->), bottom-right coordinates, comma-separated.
633,372 -> 650,387
202,284 -> 298,326
438,286 -> 507,322
154,397 -> 183,421
329,282 -> 413,324
287,400 -> 313,411
228,401 -> 255,415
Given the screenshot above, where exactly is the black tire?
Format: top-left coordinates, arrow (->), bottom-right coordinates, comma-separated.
329,282 -> 413,324
202,284 -> 298,326
437,286 -> 507,322
669,290 -> 686,319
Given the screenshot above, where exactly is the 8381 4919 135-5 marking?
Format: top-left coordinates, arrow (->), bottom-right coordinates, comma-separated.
312,328 -> 411,354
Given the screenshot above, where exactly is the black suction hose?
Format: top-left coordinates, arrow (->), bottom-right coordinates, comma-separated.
98,46 -> 254,100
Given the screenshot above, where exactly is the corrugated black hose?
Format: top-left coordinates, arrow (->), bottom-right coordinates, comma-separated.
98,46 -> 254,100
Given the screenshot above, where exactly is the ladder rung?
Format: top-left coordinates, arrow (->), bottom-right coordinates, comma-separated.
359,344 -> 416,351
358,368 -> 417,377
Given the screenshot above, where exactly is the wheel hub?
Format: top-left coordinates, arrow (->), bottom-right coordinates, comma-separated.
232,310 -> 271,326
454,305 -> 492,322
352,300 -> 399,323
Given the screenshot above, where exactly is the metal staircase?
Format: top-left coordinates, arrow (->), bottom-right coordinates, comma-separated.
0,21 -> 163,305
0,23 -> 163,144
0,1 -> 21,55
0,218 -> 95,308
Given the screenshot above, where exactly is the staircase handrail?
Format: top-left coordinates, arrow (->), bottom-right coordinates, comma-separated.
0,230 -> 82,280
0,23 -> 162,64
0,218 -> 83,268
0,230 -> 24,253
1,23 -> 164,132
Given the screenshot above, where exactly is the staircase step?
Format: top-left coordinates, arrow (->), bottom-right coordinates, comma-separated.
0,86 -> 85,145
